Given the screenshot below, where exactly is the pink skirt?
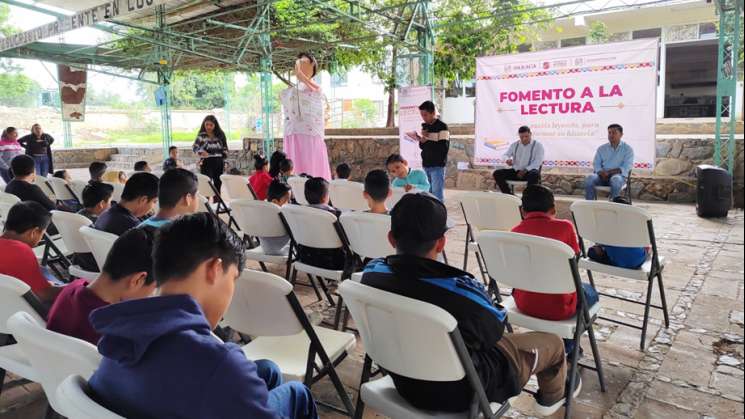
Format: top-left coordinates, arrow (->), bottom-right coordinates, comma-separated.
284,133 -> 332,180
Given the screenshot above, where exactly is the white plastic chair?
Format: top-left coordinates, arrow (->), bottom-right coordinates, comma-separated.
570,200 -> 668,350
7,311 -> 101,416
69,180 -> 88,204
35,176 -> 56,200
56,375 -> 125,419
230,199 -> 292,278
386,187 -> 407,209
220,174 -> 256,201
281,205 -> 352,325
0,191 -> 20,228
287,176 -> 309,205
222,269 -> 356,415
458,192 -> 522,291
47,176 -> 81,205
477,231 -> 605,416
339,211 -> 394,262
51,211 -> 98,280
0,274 -> 47,396
339,280 -> 510,419
104,182 -> 124,203
329,180 -> 368,211
79,226 -> 118,270
196,172 -> 236,227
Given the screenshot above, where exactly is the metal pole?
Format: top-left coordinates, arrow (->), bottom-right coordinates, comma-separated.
258,1 -> 274,155
417,0 -> 434,88
224,74 -> 232,141
714,0 -> 743,173
155,5 -> 173,158
62,120 -> 72,148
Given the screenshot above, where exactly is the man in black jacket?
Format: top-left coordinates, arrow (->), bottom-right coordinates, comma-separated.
361,193 -> 576,416
416,101 -> 449,202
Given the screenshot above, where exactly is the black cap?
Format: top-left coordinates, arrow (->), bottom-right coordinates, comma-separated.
390,193 -> 448,242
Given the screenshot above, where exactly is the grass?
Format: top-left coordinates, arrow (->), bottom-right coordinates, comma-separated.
72,130 -> 248,147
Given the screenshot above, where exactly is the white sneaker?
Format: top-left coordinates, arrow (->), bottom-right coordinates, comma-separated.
533,375 -> 582,417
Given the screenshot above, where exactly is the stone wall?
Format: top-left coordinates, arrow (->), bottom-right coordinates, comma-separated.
243,134 -> 745,207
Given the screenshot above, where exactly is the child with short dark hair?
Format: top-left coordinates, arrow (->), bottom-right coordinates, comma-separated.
335,163 -> 351,180
47,228 -> 156,345
363,170 -> 391,215
249,155 -> 273,200
138,168 -> 199,234
89,161 -> 108,183
279,158 -> 294,183
134,160 -> 151,173
162,146 -> 181,172
300,177 -> 346,270
260,180 -> 292,256
587,197 -> 649,269
304,177 -> 339,216
94,172 -> 159,236
386,153 -> 430,193
53,170 -> 71,182
5,155 -> 56,211
88,213 -> 319,419
78,182 -> 115,223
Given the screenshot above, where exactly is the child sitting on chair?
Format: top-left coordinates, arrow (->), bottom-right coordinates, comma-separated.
279,159 -> 294,184
299,177 -> 347,270
249,155 -> 273,201
386,153 -> 430,193
335,163 -> 351,180
363,170 -> 391,215
304,177 -> 340,217
587,197 -> 650,269
260,180 -> 291,256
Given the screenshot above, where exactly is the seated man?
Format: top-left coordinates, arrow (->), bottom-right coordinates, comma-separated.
138,168 -> 199,235
88,213 -> 318,419
89,161 -> 108,184
493,125 -> 544,194
588,197 -> 649,269
4,155 -> 56,211
0,201 -> 64,305
46,229 -> 156,345
585,124 -> 634,200
363,169 -> 392,215
260,180 -> 291,256
511,185 -> 599,353
94,172 -> 158,236
362,193 -> 575,416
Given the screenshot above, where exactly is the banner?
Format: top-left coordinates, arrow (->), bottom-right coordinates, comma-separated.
398,85 -> 432,168
475,38 -> 658,170
58,65 -> 87,122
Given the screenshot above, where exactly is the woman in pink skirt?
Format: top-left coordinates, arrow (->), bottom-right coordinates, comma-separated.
281,52 -> 332,180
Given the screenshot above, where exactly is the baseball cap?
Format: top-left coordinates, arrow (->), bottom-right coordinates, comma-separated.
390,193 -> 448,242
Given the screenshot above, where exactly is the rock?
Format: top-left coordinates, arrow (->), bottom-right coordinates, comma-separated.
655,158 -> 692,176
656,142 -> 672,157
680,145 -> 714,161
718,355 -> 741,366
729,311 -> 744,326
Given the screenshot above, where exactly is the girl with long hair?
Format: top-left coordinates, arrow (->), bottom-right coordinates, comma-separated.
192,115 -> 228,191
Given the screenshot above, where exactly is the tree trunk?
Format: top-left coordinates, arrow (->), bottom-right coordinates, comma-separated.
385,46 -> 399,128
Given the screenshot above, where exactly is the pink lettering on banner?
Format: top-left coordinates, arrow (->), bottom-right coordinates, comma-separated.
520,102 -> 595,115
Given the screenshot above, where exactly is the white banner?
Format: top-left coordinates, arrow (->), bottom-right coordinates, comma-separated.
0,0 -> 171,52
475,38 -> 658,170
398,85 -> 432,168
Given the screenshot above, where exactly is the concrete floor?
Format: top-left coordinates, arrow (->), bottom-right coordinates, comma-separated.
2,189 -> 743,419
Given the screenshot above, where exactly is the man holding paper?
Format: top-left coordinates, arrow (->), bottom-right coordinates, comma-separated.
409,101 -> 449,202
493,126 -> 545,194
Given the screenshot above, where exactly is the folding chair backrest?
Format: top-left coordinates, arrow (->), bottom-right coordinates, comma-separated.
570,200 -> 651,247
47,176 -> 76,201
287,176 -> 309,205
56,375 -> 125,419
104,182 -> 123,202
7,311 -> 101,413
339,212 -> 394,260
35,176 -> 56,200
69,180 -> 88,203
387,187 -> 407,209
0,274 -> 45,334
52,211 -> 92,254
220,174 -> 254,200
338,280 -> 466,381
0,190 -> 20,226
79,226 -> 118,269
231,199 -> 287,238
459,192 -> 522,234
329,180 -> 368,211
222,270 -> 304,337
281,205 -> 343,249
478,231 -> 577,294
195,173 -> 216,197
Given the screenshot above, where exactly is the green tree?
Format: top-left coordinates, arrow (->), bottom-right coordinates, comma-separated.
588,21 -> 610,44
0,4 -> 40,107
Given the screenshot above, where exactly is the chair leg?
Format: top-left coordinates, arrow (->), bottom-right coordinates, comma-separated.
284,261 -> 292,281
353,356 -> 373,419
585,321 -> 606,392
463,235 -> 470,272
289,267 -> 298,285
639,275 -> 656,351
586,270 -> 596,289
564,324 -> 583,419
316,276 -> 336,307
259,262 -> 268,272
442,250 -> 449,265
657,272 -> 670,328
306,274 -> 323,303
333,295 -> 345,330
475,250 -> 489,286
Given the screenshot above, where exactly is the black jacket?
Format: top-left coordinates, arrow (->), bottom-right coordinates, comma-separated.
419,119 -> 450,168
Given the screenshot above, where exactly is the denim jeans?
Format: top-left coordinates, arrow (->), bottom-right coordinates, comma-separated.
256,359 -> 318,419
32,155 -> 50,176
424,166 -> 446,202
564,283 -> 600,355
585,173 -> 625,200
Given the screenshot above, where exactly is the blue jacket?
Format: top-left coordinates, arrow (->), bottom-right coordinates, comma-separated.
88,295 -> 281,419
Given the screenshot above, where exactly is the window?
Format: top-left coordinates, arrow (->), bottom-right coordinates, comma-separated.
561,37 -> 586,48
699,22 -> 717,39
632,28 -> 662,40
517,43 -> 532,53
464,80 -> 476,98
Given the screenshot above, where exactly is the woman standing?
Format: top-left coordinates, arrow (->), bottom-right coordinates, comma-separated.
18,124 -> 55,176
0,127 -> 23,183
192,115 -> 228,191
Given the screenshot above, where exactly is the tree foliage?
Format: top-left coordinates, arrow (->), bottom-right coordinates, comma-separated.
588,21 -> 610,44
0,4 -> 40,107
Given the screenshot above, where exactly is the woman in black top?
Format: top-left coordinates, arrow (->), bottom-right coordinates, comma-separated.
18,124 -> 55,176
192,115 -> 228,191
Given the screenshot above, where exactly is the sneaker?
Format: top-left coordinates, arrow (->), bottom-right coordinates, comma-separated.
533,375 -> 582,417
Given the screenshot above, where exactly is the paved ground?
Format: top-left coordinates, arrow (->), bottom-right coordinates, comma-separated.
1,189 -> 743,419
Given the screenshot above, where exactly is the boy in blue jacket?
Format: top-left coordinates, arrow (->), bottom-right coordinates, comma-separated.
88,213 -> 318,419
